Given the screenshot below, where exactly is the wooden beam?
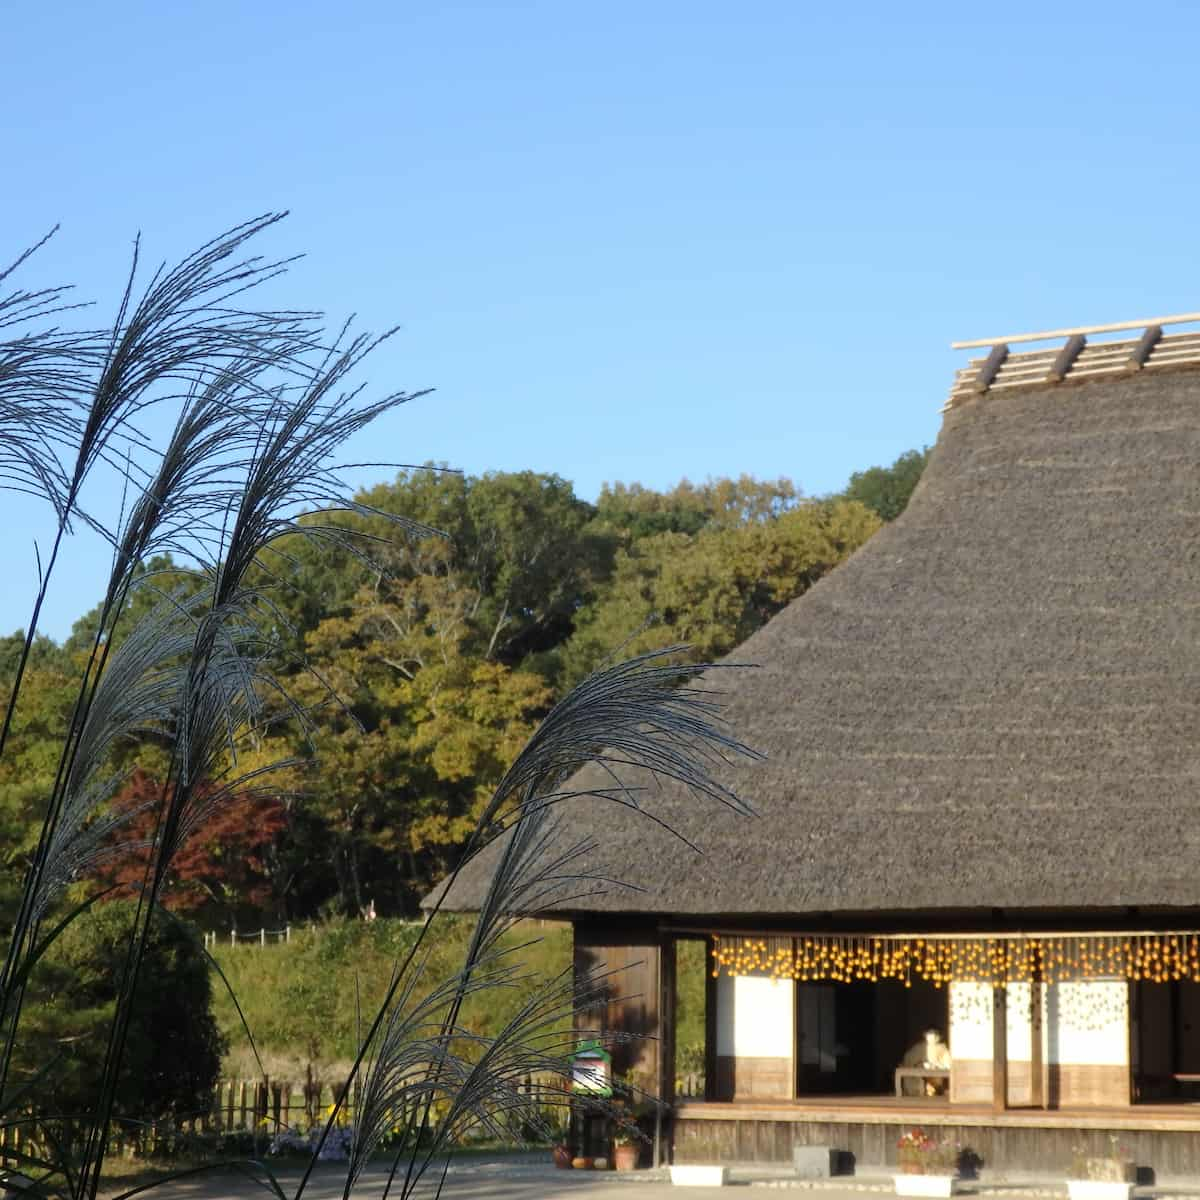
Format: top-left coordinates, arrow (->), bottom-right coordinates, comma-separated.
992,983 -> 1008,1114
704,944 -> 718,1102
973,343 -> 1009,394
1045,334 -> 1086,382
655,932 -> 673,1168
1127,325 -> 1163,369
953,312 -> 1200,349
1030,978 -> 1045,1109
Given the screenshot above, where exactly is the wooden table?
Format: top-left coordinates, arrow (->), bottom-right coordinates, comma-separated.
894,1067 -> 950,1097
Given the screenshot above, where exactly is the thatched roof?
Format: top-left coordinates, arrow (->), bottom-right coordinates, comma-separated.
428,360 -> 1200,921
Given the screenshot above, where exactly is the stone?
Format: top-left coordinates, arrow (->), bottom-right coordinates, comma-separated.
792,1145 -> 835,1179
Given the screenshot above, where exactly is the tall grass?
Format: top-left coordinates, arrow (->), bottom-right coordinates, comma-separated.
0,218 -> 756,1200
210,918 -> 573,1080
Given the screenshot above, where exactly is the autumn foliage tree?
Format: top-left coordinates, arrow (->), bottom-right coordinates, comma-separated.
95,770 -> 287,927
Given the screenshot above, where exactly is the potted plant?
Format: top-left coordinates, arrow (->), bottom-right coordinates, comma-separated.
1067,1138 -> 1136,1200
895,1128 -> 959,1197
613,1131 -> 640,1172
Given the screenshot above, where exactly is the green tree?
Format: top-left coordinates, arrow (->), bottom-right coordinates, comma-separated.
19,902 -> 224,1135
259,552 -> 555,917
561,499 -> 880,682
842,447 -> 930,522
268,466 -> 605,667
596,474 -> 800,539
0,655 -> 78,926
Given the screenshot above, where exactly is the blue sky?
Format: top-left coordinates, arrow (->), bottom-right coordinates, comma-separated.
3,0 -> 1198,639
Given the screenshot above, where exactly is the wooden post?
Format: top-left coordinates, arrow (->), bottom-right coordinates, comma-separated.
704,941 -> 718,1102
992,983 -> 1008,1113
260,928 -> 266,947
655,930 -> 674,1168
238,1080 -> 248,1130
285,924 -> 291,944
1046,334 -> 1086,382
973,343 -> 1009,394
1127,325 -> 1163,370
230,928 -> 236,948
1030,978 -> 1045,1109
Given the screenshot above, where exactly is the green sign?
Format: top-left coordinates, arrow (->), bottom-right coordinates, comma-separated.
570,1039 -> 612,1097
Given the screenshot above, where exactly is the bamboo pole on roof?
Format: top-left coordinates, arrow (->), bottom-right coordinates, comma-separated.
953,312 -> 1200,349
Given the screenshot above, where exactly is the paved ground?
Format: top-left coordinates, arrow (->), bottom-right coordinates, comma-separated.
114,1160 -> 1200,1200
123,1162 -> 853,1200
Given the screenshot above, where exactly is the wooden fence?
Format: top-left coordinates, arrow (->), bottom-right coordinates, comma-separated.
0,1074 -> 568,1164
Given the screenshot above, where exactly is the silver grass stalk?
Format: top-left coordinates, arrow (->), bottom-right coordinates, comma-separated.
0,217 -> 432,1200
0,221 -> 327,1112
308,649 -> 758,1200
74,326 -> 432,1200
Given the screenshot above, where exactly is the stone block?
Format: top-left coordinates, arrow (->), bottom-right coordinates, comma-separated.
793,1145 -> 835,1178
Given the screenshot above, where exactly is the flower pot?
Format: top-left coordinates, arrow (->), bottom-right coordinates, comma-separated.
894,1173 -> 958,1197
1067,1182 -> 1135,1200
551,1144 -> 572,1169
572,1156 -> 593,1170
614,1143 -> 640,1171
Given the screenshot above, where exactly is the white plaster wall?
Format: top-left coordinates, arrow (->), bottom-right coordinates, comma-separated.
715,971 -> 794,1058
1006,982 -> 1034,1061
949,981 -> 993,1060
950,979 -> 1128,1067
950,981 -> 1041,1062
1048,981 -> 1128,1067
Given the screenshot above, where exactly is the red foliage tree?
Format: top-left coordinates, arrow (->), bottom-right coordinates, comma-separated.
97,770 -> 287,926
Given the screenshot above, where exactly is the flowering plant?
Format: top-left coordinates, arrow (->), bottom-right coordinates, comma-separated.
269,1124 -> 357,1160
1070,1136 -> 1135,1183
897,1128 -> 958,1175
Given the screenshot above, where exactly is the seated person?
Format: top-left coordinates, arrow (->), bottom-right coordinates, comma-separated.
899,1029 -> 951,1095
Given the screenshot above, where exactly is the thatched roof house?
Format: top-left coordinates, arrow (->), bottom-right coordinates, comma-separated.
427,315 -> 1200,1171
434,322 -> 1200,922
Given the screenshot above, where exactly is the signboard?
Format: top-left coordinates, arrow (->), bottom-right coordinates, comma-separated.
570,1039 -> 612,1097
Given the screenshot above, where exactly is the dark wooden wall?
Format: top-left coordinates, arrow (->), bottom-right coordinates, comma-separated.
573,919 -> 664,1083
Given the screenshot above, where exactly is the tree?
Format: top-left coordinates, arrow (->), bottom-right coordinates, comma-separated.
842,447 -> 930,522
19,901 -> 224,1135
596,474 -> 801,539
0,655 -> 78,928
260,557 -> 554,917
560,499 -> 880,682
95,771 -> 288,928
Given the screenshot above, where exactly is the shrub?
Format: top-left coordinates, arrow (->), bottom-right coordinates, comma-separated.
20,901 -> 224,1132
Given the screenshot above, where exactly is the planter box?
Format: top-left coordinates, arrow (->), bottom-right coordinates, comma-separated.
671,1164 -> 728,1187
894,1174 -> 958,1198
1068,1183 -> 1135,1200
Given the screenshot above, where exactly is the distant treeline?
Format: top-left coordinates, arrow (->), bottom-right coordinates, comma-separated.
0,449 -> 927,926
